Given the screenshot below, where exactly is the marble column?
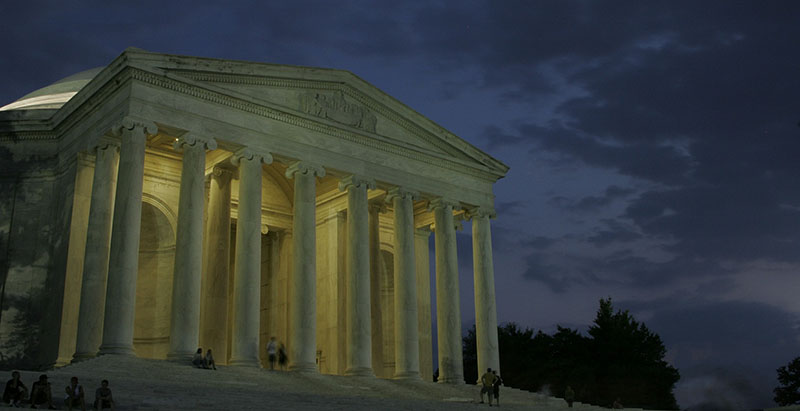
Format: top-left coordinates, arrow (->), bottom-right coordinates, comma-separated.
469,207 -> 500,377
168,136 -> 217,361
266,231 -> 281,338
387,187 -> 421,380
340,175 -> 375,376
286,161 -> 325,372
368,202 -> 385,377
430,198 -> 464,384
229,148 -> 272,367
200,165 -> 235,361
73,141 -> 120,361
99,118 -> 157,355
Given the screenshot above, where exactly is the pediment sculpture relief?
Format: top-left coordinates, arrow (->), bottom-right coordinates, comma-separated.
300,90 -> 377,132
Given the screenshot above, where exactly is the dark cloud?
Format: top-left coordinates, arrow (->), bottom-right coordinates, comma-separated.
568,185 -> 636,213
587,218 -> 641,247
521,235 -> 557,250
522,252 -> 575,293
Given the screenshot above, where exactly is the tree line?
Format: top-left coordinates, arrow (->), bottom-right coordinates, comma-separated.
462,298 -> 680,410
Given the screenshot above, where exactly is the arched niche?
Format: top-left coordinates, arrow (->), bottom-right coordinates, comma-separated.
134,198 -> 176,359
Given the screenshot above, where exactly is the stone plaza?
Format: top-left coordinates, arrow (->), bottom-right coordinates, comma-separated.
0,48 -> 509,383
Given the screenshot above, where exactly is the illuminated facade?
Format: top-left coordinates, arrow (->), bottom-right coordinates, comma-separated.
0,49 -> 507,382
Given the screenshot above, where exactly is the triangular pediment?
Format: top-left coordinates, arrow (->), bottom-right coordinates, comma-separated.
95,49 -> 508,177
179,74 -> 455,157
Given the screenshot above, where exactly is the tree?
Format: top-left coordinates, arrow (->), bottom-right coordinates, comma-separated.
587,298 -> 679,410
774,356 -> 800,406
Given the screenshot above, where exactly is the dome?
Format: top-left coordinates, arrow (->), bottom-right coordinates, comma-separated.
0,67 -> 104,111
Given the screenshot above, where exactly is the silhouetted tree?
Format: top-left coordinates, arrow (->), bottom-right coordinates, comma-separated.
587,298 -> 679,410
774,356 -> 800,406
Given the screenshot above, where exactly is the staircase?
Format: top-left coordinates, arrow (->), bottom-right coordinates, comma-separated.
5,356 -> 645,410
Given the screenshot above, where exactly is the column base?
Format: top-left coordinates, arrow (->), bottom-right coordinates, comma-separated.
228,357 -> 261,368
97,344 -> 135,356
437,377 -> 465,385
71,352 -> 97,364
393,371 -> 422,380
166,351 -> 195,362
344,366 -> 374,377
288,361 -> 319,373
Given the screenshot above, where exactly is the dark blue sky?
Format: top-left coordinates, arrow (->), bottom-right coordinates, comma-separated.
3,1 -> 799,409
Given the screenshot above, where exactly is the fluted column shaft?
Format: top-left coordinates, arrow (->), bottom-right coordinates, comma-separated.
73,142 -> 119,361
230,149 -> 271,367
470,208 -> 500,377
200,165 -> 234,361
340,176 -> 375,376
368,203 -> 385,376
286,161 -> 325,372
431,198 -> 464,384
388,188 -> 421,380
168,136 -> 217,361
99,118 -> 157,355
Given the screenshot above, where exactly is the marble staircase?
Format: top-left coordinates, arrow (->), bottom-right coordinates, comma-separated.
6,356 -> 642,410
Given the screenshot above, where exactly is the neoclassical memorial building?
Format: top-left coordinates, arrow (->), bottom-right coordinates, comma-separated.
0,49 -> 508,383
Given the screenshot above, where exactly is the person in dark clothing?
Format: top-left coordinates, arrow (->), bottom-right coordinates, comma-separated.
278,342 -> 288,370
3,371 -> 28,407
492,370 -> 503,406
93,380 -> 114,410
192,348 -> 205,368
564,385 -> 575,408
29,374 -> 55,409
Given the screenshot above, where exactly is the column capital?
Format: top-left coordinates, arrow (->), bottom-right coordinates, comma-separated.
261,223 -> 270,235
368,201 -> 387,214
465,206 -> 497,220
174,135 -> 218,151
111,117 -> 158,138
385,187 -> 419,203
427,197 -> 461,212
415,226 -> 432,237
285,161 -> 325,179
232,147 -> 273,165
339,175 -> 376,192
211,164 -> 237,180
91,139 -> 120,154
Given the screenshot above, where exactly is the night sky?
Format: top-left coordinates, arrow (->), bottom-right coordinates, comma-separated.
2,1 -> 799,409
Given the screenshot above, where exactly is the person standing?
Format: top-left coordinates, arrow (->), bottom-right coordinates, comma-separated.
278,342 -> 288,371
64,376 -> 85,410
492,370 -> 503,406
564,385 -> 575,408
266,337 -> 278,370
2,371 -> 28,407
479,368 -> 498,406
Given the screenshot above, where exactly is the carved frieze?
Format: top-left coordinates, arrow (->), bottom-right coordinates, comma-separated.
299,90 -> 377,132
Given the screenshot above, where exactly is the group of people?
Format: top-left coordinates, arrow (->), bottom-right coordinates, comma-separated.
191,348 -> 217,370
190,338 -> 287,371
265,337 -> 287,370
478,368 -> 503,406
3,372 -> 114,410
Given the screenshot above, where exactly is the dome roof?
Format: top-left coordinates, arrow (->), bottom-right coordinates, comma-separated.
0,67 -> 104,111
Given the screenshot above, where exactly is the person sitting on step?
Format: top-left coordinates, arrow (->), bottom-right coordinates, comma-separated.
29,374 -> 55,409
64,376 -> 85,411
93,380 -> 114,410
